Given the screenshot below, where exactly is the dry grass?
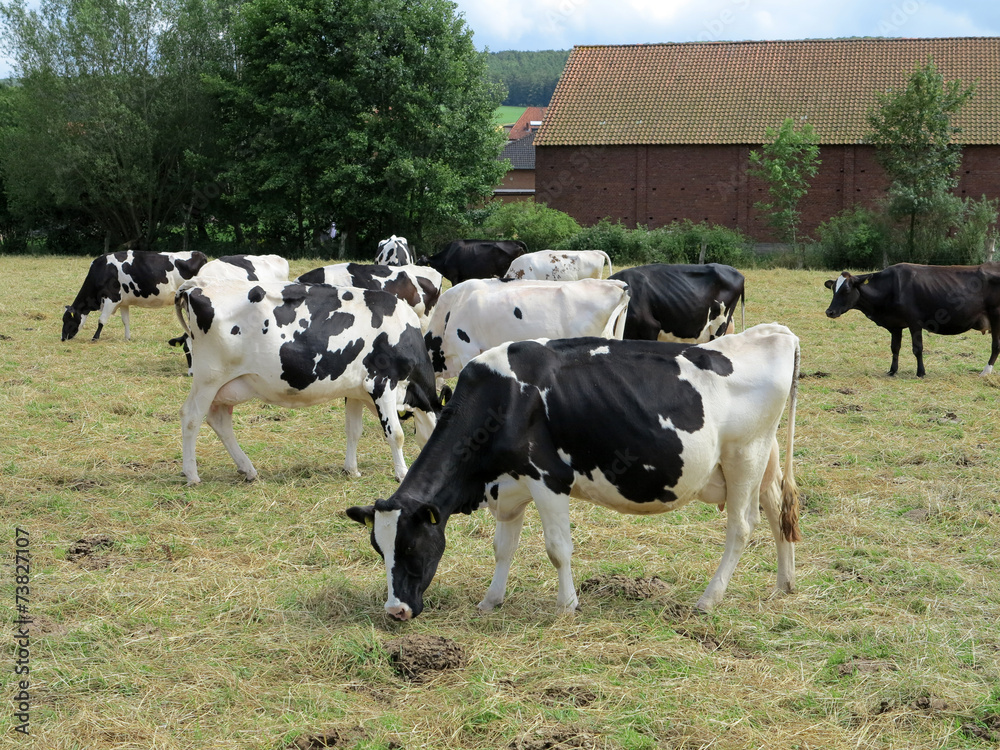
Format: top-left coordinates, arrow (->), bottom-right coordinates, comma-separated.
1,257 -> 999,749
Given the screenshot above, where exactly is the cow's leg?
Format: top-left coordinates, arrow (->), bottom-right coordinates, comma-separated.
369,384 -> 408,481
887,327 -> 902,375
526,478 -> 578,614
204,403 -> 257,481
757,441 -> 796,597
982,310 -> 999,376
479,509 -> 527,612
909,325 -> 925,377
180,385 -> 218,485
93,298 -> 118,341
120,305 -> 131,341
697,441 -> 771,611
343,398 -> 364,477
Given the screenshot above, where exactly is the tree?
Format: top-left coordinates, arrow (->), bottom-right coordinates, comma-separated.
0,0 -> 229,251
748,117 -> 821,249
220,0 -> 507,255
865,58 -> 976,261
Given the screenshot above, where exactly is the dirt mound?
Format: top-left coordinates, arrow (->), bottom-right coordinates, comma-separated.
579,574 -> 670,600
511,728 -> 598,749
285,728 -> 370,749
65,534 -> 114,564
383,634 -> 466,681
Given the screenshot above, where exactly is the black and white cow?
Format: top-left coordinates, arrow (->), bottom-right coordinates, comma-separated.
62,250 -> 208,341
295,263 -> 443,331
610,263 -> 745,342
347,323 -> 801,620
418,239 -> 528,284
504,250 -> 613,281
825,263 -> 1000,377
175,279 -> 441,484
375,236 -> 413,266
168,254 -> 291,371
423,277 -> 631,380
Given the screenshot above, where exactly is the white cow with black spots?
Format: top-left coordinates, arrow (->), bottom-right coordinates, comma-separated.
375,236 -> 413,266
174,278 -> 441,484
503,250 -> 613,281
348,324 -> 801,620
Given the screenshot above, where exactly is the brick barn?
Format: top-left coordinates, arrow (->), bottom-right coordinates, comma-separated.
533,38 -> 1000,241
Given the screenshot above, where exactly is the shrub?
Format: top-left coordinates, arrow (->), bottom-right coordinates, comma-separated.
480,201 -> 581,252
816,206 -> 890,270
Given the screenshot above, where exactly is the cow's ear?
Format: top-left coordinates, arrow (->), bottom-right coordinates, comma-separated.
417,503 -> 441,525
346,505 -> 376,530
824,279 -> 836,289
439,384 -> 453,406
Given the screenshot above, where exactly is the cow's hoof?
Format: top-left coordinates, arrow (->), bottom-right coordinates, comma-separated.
342,468 -> 362,478
477,598 -> 501,612
239,470 -> 259,482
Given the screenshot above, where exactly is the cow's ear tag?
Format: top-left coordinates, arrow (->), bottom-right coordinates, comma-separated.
365,517 -> 374,530
863,278 -> 869,285
428,509 -> 438,525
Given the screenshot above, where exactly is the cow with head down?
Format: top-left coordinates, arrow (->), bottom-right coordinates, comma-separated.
375,236 -> 413,266
174,278 -> 441,484
418,239 -> 528,284
347,323 -> 801,620
63,250 -> 207,341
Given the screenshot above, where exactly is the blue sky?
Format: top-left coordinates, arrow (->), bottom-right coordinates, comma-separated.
3,0 -> 998,78
451,0 -> 999,51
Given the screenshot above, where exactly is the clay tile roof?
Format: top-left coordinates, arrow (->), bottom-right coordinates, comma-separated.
507,107 -> 548,140
500,131 -> 537,169
535,38 -> 1000,147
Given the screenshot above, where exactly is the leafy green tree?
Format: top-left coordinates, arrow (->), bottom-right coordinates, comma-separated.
748,117 -> 821,248
0,0 -> 229,251
865,58 -> 976,261
220,0 -> 507,255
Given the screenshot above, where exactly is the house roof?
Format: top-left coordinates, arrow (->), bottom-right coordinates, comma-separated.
535,38 -> 1000,147
507,107 -> 548,140
500,131 -> 537,169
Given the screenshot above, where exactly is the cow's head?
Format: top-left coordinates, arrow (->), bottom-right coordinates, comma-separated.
61,307 -> 84,341
824,272 -> 864,318
346,498 -> 446,621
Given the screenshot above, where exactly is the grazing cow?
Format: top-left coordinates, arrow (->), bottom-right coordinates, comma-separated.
375,235 -> 413,266
610,263 -> 745,343
418,239 -> 528,284
296,263 -> 443,331
175,279 -> 441,484
62,250 -> 207,341
424,278 -> 630,380
825,263 -> 1000,377
347,323 -> 801,620
504,250 -> 613,281
168,254 -> 291,371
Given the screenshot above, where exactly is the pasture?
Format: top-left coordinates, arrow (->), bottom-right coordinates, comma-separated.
1,256 -> 999,749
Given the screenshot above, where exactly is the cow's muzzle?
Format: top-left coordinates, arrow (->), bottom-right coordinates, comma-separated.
825,309 -> 841,319
386,603 -> 413,621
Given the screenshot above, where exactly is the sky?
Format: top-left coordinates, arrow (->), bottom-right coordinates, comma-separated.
2,0 -> 998,78
451,0 -> 999,52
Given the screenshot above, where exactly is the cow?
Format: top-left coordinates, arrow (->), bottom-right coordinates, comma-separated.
174,278 -> 442,484
168,254 -> 290,372
375,235 -> 413,266
610,263 -> 745,343
503,250 -> 613,281
62,250 -> 208,341
825,263 -> 1000,377
347,323 -> 801,621
423,277 -> 631,381
295,263 -> 443,332
417,239 -> 528,284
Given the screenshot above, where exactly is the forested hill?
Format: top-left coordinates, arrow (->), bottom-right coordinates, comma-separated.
487,50 -> 570,106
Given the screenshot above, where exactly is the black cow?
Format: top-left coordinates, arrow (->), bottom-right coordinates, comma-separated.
347,324 -> 801,620
417,239 -> 528,284
825,263 -> 1000,377
63,250 -> 207,341
610,263 -> 745,342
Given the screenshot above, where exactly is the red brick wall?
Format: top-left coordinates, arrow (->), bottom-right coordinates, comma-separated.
535,144 -> 1000,241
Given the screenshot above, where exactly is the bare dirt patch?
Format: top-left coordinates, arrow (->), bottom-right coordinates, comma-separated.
65,534 -> 117,569
539,685 -> 598,707
837,657 -> 899,677
285,727 -> 371,749
383,634 -> 466,682
579,574 -> 670,600
511,728 -> 598,749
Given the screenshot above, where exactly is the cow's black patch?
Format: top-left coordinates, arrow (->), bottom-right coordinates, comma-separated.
490,484 -> 499,500
188,287 -> 216,334
296,268 -> 325,285
513,307 -> 522,319
262,320 -> 270,334
343,290 -> 354,300
457,328 -> 470,343
425,330 -> 446,374
120,251 -> 175,299
248,285 -> 266,303
680,347 -> 733,376
218,255 -> 258,281
231,325 -> 241,336
364,289 -> 399,330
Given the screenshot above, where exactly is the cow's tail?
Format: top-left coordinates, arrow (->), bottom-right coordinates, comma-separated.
599,251 -> 614,278
174,281 -> 195,338
602,282 -> 631,339
779,338 -> 801,543
740,287 -> 746,332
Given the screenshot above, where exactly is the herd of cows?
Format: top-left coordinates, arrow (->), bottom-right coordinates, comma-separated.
59,237 -> 1000,620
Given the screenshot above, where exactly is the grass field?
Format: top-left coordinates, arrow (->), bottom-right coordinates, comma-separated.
493,106 -> 527,127
1,257 -> 999,749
